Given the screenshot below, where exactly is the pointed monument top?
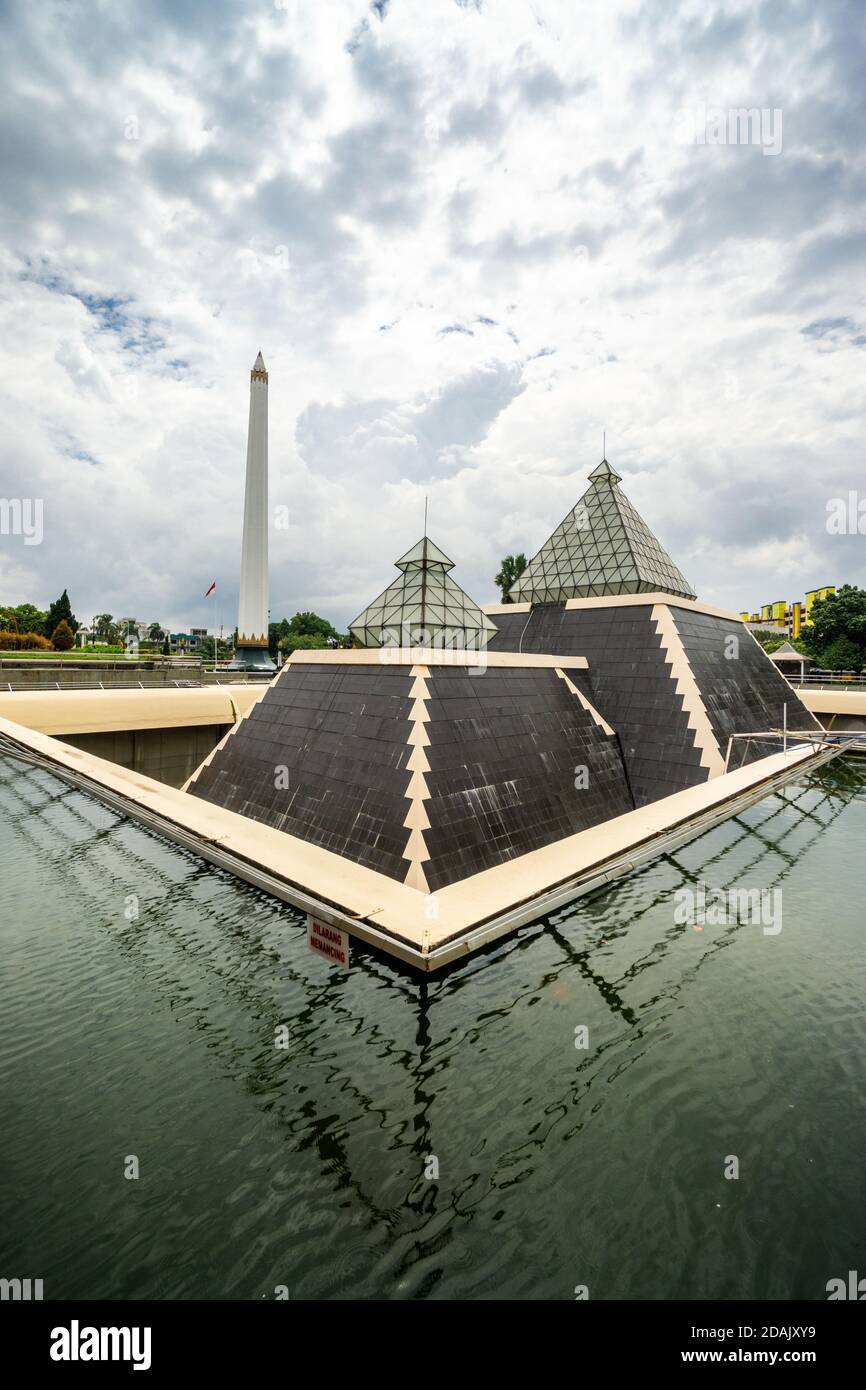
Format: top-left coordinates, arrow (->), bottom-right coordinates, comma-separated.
251,350 -> 268,381
349,534 -> 497,649
510,455 -> 696,603
587,458 -> 622,483
395,535 -> 455,571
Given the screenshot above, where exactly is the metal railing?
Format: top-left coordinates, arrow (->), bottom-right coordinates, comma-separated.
792,681 -> 866,692
794,672 -> 866,685
722,726 -> 864,773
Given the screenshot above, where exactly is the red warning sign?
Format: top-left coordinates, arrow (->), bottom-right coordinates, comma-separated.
306,916 -> 350,967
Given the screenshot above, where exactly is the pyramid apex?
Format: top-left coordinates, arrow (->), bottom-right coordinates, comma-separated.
395,536 -> 455,572
588,458 -> 622,483
349,535 -> 496,648
251,351 -> 267,380
510,457 -> 695,603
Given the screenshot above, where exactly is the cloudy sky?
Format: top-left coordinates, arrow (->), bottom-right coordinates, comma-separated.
1,0 -> 864,633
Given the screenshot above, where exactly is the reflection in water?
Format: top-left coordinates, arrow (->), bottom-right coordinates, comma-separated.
0,754 -> 864,1300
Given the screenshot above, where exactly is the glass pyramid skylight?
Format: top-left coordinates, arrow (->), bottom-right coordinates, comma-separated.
510,459 -> 696,603
350,536 -> 498,650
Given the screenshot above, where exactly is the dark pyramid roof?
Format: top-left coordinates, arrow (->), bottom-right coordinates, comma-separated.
510,458 -> 696,602
185,657 -> 634,890
349,535 -> 497,650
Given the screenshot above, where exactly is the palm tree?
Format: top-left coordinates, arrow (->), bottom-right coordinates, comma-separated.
494,553 -> 527,604
93,613 -> 120,642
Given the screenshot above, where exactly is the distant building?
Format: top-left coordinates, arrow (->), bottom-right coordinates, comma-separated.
761,601 -> 787,625
805,586 -> 836,625
741,587 -> 836,638
769,641 -> 812,683
118,617 -> 150,640
167,629 -> 216,655
740,612 -> 786,635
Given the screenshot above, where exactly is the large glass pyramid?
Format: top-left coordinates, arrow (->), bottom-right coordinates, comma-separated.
510,459 -> 696,603
350,536 -> 498,650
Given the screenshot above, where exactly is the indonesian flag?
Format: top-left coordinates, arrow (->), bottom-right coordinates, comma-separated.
204,581 -> 216,597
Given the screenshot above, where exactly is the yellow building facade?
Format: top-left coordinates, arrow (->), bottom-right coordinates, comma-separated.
805,586 -> 836,624
745,588 -> 836,637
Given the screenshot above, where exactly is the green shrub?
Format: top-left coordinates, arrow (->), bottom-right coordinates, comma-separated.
51,619 -> 75,651
0,630 -> 53,650
820,637 -> 863,673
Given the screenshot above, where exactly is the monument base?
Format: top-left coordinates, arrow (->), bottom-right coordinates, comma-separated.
228,644 -> 276,673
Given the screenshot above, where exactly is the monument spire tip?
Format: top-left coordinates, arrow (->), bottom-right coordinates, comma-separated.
251,350 -> 268,382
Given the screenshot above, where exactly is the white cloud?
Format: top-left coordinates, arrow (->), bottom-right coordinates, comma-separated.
0,0 -> 864,632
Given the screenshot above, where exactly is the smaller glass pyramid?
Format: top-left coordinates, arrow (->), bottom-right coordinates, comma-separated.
350,536 -> 498,650
510,458 -> 696,603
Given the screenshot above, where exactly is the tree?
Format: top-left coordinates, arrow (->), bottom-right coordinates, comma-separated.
162,635 -> 171,657
803,586 -> 866,663
148,622 -> 164,641
12,603 -> 48,634
51,619 -> 75,651
93,613 -> 120,643
268,618 -> 292,659
288,611 -> 340,640
278,632 -> 331,656
820,637 -> 863,673
494,553 -> 527,603
0,611 -> 18,632
45,589 -> 79,637
206,636 -> 232,661
270,612 -> 346,657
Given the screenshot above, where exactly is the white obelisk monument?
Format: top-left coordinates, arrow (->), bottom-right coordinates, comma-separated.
231,351 -> 275,670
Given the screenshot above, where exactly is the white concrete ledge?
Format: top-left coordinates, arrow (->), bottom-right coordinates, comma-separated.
0,685 -> 267,736
797,687 -> 866,716
288,648 -> 588,669
482,594 -> 742,621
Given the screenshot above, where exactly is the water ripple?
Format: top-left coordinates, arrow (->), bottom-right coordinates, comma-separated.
0,754 -> 864,1299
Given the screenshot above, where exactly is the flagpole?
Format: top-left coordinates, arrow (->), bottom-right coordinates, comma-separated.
203,581 -> 218,672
